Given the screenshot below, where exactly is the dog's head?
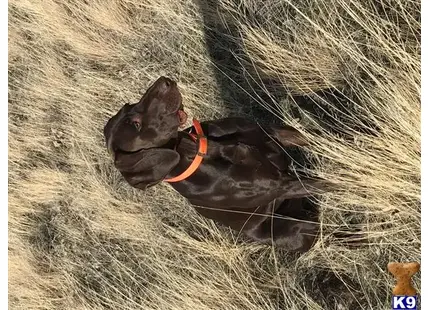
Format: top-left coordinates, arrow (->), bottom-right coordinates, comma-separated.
104,76 -> 188,153
104,76 -> 188,189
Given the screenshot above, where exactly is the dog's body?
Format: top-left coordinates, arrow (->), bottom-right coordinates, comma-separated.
104,77 -> 328,252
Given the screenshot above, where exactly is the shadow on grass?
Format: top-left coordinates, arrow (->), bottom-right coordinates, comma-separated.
196,0 -> 381,138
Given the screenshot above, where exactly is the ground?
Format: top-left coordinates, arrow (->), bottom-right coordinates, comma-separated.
9,0 -> 420,309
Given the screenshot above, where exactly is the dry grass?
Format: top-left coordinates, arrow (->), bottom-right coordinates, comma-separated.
8,0 -> 420,309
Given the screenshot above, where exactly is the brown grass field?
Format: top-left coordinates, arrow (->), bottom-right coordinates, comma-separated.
8,0 -> 420,309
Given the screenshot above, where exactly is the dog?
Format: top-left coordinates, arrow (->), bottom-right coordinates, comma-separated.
104,76 -> 331,252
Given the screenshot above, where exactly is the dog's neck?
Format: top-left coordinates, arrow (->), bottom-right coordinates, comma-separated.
174,131 -> 199,157
162,131 -> 202,181
163,137 -> 179,151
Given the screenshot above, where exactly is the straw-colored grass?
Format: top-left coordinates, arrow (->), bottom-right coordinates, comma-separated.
9,0 -> 420,309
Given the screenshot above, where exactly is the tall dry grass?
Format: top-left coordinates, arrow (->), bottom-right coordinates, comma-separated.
9,0 -> 420,309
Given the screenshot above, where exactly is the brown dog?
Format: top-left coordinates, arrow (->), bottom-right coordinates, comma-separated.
104,76 -> 331,252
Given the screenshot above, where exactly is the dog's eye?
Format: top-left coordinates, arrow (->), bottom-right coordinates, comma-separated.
132,121 -> 141,130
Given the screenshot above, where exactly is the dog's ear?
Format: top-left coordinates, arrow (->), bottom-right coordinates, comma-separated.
114,148 -> 180,190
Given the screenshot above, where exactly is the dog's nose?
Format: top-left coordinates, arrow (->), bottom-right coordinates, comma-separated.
160,76 -> 175,88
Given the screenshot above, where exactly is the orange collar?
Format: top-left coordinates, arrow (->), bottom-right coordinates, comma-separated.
164,118 -> 207,183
